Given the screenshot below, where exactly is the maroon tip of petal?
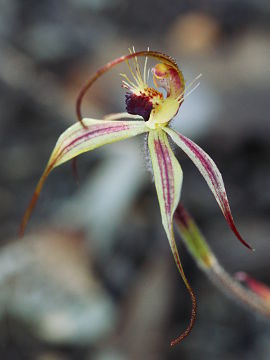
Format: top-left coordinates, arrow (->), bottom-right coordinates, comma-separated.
170,283 -> 197,347
224,207 -> 254,251
19,190 -> 40,238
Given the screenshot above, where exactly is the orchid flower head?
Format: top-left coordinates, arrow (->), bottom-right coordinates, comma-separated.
20,48 -> 253,346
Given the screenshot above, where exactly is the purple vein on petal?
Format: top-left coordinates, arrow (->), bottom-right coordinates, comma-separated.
149,131 -> 196,346
154,138 -> 173,217
20,120 -> 147,237
56,124 -> 130,162
164,127 -> 253,250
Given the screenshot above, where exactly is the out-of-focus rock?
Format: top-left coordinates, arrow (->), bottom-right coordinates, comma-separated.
0,230 -> 116,345
94,253 -> 174,360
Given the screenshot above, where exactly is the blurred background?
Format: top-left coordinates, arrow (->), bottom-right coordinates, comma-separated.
0,0 -> 270,359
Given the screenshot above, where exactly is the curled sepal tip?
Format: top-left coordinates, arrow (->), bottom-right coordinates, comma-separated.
170,281 -> 197,347
76,50 -> 184,124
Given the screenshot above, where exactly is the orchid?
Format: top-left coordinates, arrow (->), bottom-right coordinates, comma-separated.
20,49 -> 252,346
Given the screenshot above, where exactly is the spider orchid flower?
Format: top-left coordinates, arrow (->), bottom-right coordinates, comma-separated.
20,49 -> 253,346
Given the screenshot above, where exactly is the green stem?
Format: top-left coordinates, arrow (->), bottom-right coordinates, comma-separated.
174,203 -> 270,318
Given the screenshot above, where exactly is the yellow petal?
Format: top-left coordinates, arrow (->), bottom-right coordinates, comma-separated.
20,119 -> 148,236
148,129 -> 196,346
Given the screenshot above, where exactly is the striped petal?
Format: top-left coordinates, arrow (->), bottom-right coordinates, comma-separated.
148,129 -> 196,346
164,127 -> 253,250
20,119 -> 148,236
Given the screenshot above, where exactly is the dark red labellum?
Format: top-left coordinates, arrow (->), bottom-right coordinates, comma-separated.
125,93 -> 153,121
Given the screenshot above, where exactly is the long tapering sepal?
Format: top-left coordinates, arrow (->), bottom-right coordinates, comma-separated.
148,129 -> 196,346
19,119 -> 148,236
164,127 -> 253,250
